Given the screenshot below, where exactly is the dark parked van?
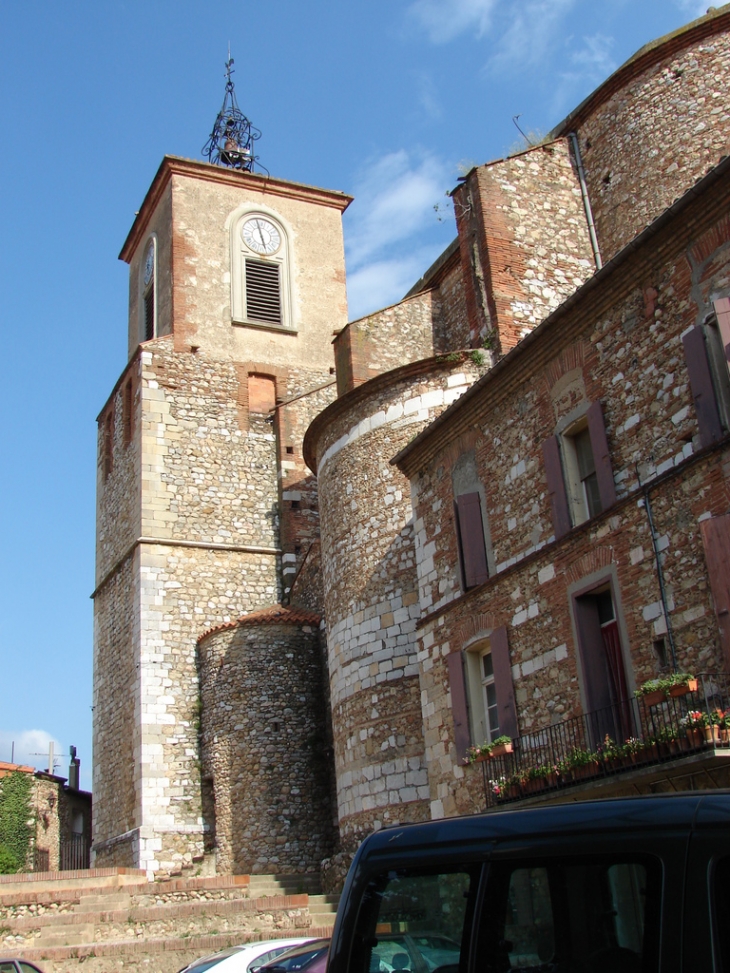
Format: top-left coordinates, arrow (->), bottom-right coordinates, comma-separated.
326,793 -> 730,972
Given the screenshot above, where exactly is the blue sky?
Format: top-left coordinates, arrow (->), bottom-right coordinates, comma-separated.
0,0 -> 709,790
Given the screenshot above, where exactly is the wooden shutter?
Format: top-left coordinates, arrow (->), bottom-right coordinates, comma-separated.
701,514 -> 730,669
447,651 -> 471,760
683,325 -> 723,447
454,492 -> 489,589
587,400 -> 616,511
490,626 -> 518,741
714,297 -> 730,362
245,259 -> 282,325
542,435 -> 571,538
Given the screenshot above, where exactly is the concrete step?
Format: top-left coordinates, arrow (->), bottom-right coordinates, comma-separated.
75,892 -> 133,912
247,874 -> 321,896
35,922 -> 95,946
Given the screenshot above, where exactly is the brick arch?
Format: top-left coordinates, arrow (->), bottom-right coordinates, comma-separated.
565,547 -> 617,585
455,613 -> 504,648
543,341 -> 587,394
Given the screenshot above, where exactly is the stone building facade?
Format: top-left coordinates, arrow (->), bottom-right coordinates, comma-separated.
94,5 -> 730,879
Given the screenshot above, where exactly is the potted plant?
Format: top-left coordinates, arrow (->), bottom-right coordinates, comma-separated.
634,678 -> 666,708
666,672 -> 698,698
681,710 -> 706,748
717,710 -> 730,745
566,746 -> 599,780
489,735 -> 514,758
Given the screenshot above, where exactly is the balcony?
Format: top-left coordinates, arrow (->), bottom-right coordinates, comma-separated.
470,673 -> 730,809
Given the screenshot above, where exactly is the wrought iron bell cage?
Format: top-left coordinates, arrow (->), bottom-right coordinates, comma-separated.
202,56 -> 262,172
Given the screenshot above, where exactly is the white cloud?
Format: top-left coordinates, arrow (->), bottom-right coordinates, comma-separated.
343,150 -> 453,320
0,729 -> 63,774
485,0 -> 577,73
408,0 -> 497,43
346,250 -> 443,321
549,33 -> 616,116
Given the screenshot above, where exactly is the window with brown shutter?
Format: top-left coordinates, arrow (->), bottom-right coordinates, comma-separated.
543,401 -> 615,536
683,313 -> 730,447
461,627 -> 518,751
454,492 -> 489,590
245,259 -> 282,325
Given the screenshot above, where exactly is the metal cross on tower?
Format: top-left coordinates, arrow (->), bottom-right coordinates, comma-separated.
202,53 -> 262,172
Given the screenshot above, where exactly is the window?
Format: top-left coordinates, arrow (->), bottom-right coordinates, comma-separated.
102,410 -> 114,479
448,627 -> 518,758
543,400 -> 616,539
231,211 -> 293,331
683,300 -> 730,447
140,237 -> 156,341
123,380 -> 133,446
477,856 -> 660,971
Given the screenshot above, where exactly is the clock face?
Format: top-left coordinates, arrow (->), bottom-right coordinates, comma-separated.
242,217 -> 281,255
143,244 -> 155,286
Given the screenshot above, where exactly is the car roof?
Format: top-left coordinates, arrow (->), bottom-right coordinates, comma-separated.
354,792 -> 730,865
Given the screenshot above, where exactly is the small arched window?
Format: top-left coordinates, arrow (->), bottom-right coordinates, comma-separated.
230,211 -> 293,331
140,237 -> 157,341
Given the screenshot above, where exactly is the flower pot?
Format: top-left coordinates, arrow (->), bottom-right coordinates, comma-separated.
507,784 -> 521,800
491,742 -> 513,758
668,738 -> 680,754
704,725 -> 721,745
642,690 -> 666,707
686,728 -> 704,748
669,679 -> 698,698
573,761 -> 599,781
472,753 -> 491,764
720,728 -> 729,745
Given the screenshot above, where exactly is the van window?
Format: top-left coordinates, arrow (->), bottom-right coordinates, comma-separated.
349,866 -> 479,973
477,857 -> 659,971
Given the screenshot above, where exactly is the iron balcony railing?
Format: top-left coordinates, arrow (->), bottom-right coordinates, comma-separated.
473,672 -> 730,808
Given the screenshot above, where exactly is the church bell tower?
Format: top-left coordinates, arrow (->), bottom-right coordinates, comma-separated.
92,62 -> 351,876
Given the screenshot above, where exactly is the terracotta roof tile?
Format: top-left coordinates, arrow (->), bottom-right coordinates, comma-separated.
198,604 -> 321,642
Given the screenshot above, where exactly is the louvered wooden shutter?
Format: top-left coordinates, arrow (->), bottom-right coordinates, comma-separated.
683,325 -> 723,447
701,514 -> 730,669
490,626 -> 518,741
446,651 -> 471,760
714,297 -> 730,361
144,284 -> 155,340
454,492 -> 489,589
542,435 -> 571,538
245,259 -> 282,325
587,400 -> 616,511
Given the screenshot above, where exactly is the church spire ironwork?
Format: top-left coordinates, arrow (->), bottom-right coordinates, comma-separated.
202,53 -> 262,172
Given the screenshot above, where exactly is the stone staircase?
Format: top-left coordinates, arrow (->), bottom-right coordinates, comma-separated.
0,868 -> 339,973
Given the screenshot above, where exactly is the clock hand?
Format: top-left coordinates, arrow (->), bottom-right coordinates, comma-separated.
257,222 -> 266,248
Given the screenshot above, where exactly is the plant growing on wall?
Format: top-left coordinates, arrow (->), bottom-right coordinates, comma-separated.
0,771 -> 33,874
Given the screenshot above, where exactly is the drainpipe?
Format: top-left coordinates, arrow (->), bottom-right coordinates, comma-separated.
635,465 -> 678,671
568,132 -> 602,271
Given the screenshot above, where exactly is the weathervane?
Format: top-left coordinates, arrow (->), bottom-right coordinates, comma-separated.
202,51 -> 263,172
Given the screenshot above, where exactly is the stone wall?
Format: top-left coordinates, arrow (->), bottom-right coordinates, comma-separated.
453,139 -> 594,355
306,357 -> 483,842
397,163 -> 730,819
334,291 -> 444,395
560,7 -> 730,264
94,340 -> 285,873
198,610 -> 336,874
